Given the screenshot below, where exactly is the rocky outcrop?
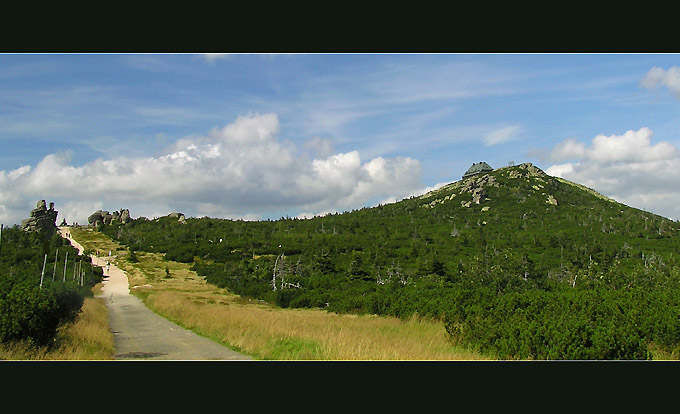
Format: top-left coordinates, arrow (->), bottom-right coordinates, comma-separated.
471,187 -> 487,205
88,208 -> 132,226
507,162 -> 547,179
88,210 -> 107,226
459,174 -> 499,205
21,200 -> 58,234
107,209 -> 131,224
460,173 -> 499,192
422,173 -> 501,209
167,212 -> 186,224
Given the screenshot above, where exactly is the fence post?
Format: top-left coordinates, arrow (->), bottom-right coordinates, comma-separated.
63,251 -> 68,282
40,254 -> 47,289
52,249 -> 58,281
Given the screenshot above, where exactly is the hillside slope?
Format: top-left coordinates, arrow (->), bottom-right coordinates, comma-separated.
95,163 -> 680,359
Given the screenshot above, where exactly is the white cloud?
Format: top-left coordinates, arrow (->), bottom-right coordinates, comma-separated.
549,138 -> 585,162
0,113 -> 424,226
483,125 -> 522,146
546,127 -> 680,220
545,162 -> 577,178
550,128 -> 676,165
640,66 -> 680,98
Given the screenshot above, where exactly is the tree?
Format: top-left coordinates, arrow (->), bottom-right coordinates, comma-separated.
349,250 -> 371,281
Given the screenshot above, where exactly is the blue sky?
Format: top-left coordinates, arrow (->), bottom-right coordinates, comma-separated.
2,53 -> 680,225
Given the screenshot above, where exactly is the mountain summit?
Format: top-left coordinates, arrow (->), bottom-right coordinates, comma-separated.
424,162 -> 578,207
94,162 -> 680,359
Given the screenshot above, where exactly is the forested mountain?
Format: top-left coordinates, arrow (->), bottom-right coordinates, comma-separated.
98,163 -> 680,359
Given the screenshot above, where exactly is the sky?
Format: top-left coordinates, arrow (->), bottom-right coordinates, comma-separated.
1,53 -> 680,226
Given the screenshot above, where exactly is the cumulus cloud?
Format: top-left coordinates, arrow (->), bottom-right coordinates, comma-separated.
546,127 -> 680,220
549,138 -> 586,162
0,113 -> 424,225
640,66 -> 680,98
550,128 -> 677,164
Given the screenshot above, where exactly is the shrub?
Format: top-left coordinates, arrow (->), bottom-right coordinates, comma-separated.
0,278 -> 84,346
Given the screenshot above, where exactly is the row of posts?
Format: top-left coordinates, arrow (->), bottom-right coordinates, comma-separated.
0,223 -> 91,290
39,248 -> 90,289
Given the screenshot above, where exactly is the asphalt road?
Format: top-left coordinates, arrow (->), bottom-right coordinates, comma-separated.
60,228 -> 252,361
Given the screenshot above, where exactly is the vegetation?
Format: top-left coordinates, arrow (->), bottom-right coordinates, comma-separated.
144,291 -> 484,360
0,294 -> 114,360
96,163 -> 680,359
0,224 -> 105,352
70,226 -> 481,360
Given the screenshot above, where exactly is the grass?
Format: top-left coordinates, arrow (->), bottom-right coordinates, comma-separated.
0,284 -> 114,360
67,226 -> 488,360
143,290 -> 485,360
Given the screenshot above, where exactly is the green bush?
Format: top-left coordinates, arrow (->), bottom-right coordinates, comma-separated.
0,277 -> 84,346
0,227 -> 97,346
442,287 -> 678,360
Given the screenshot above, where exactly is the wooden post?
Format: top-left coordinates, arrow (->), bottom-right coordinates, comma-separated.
63,251 -> 68,282
0,224 -> 3,256
40,254 -> 47,289
52,249 -> 58,281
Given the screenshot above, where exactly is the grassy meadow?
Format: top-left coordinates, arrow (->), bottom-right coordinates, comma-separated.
68,226 -> 488,360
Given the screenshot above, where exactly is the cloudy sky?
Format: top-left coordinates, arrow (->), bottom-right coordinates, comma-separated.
1,53 -> 680,225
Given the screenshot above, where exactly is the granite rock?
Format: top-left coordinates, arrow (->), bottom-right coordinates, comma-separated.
21,200 -> 58,234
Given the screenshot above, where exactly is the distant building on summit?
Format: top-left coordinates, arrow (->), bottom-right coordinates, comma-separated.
462,162 -> 493,179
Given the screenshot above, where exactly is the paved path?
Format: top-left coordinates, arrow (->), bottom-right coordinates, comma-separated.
59,227 -> 252,361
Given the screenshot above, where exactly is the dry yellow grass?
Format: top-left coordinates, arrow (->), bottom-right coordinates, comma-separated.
0,289 -> 114,360
68,226 -> 488,360
44,294 -> 115,360
145,290 -> 485,360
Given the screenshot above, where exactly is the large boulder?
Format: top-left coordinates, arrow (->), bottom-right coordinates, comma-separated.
88,208 -> 132,227
88,210 -> 108,226
21,200 -> 58,234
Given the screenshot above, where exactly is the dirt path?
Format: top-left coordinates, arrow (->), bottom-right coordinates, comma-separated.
59,227 -> 252,361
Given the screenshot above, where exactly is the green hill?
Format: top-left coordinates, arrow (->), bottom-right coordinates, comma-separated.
97,163 -> 680,359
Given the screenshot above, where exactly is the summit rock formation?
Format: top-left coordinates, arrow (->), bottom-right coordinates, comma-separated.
88,208 -> 132,226
21,200 -> 58,234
